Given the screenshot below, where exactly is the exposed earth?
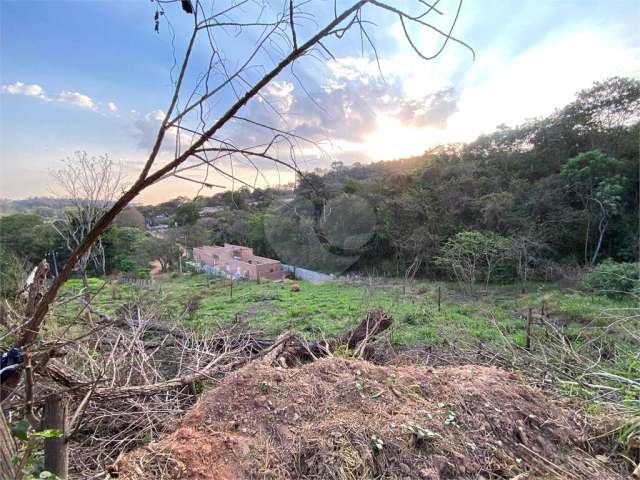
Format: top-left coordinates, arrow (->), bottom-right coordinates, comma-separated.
114,357 -> 620,479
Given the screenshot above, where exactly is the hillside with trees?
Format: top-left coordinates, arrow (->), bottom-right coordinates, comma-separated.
2,78 -> 637,290
1,0 -> 638,476
132,77 -> 640,283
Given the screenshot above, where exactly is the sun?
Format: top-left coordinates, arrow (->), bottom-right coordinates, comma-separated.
360,114 -> 444,161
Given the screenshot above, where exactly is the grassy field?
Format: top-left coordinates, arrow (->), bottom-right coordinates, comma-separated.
52,272 -> 639,443
55,273 -> 637,355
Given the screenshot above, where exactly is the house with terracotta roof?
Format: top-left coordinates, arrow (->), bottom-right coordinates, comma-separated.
192,243 -> 285,281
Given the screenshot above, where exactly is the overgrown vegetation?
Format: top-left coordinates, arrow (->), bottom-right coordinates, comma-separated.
582,261 -> 640,298
1,76 -> 638,479
126,77 -> 640,281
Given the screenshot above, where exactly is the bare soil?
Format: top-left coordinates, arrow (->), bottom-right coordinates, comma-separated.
114,358 -> 619,479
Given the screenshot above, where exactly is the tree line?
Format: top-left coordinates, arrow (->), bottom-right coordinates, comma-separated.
1,77 -> 638,291
155,77 -> 639,283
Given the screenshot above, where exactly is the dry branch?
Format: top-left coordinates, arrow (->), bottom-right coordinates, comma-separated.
264,309 -> 393,366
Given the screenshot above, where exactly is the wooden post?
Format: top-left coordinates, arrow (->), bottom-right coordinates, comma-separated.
229,278 -> 233,299
0,409 -> 18,480
437,286 -> 441,312
525,307 -> 533,351
43,395 -> 68,479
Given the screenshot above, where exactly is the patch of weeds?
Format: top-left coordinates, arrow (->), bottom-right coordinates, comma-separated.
619,416 -> 640,457
332,345 -> 354,358
402,421 -> 441,447
444,411 -> 457,426
370,435 -> 384,452
259,381 -> 271,393
353,370 -> 385,399
354,370 -> 365,397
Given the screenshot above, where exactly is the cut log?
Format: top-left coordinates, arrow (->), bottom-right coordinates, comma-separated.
40,359 -> 90,388
264,309 -> 393,367
17,259 -> 50,346
43,395 -> 68,479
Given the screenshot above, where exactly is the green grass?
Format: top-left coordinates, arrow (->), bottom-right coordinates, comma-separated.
54,273 -> 635,352
50,272 -> 639,461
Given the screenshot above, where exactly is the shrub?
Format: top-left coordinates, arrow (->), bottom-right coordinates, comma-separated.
136,269 -> 151,280
435,231 -> 515,288
116,258 -> 137,273
0,246 -> 26,297
582,261 -> 639,298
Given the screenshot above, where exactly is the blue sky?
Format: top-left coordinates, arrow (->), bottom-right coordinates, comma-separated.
1,0 -> 639,203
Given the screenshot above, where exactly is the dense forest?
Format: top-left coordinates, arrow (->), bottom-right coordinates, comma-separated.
1,77 -> 638,288
138,77 -> 640,279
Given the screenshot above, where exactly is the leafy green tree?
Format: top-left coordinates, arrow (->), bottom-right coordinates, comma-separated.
435,231 -> 513,289
0,245 -> 26,297
174,202 -> 199,226
582,260 -> 639,298
114,207 -> 146,229
0,214 -> 57,265
140,237 -> 181,273
102,226 -> 148,273
562,150 -> 627,265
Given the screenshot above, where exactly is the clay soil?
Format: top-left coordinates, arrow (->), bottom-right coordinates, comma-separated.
114,358 -> 620,479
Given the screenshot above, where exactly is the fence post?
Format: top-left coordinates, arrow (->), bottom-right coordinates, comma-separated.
525,307 -> 533,351
437,286 -> 441,312
43,395 -> 68,478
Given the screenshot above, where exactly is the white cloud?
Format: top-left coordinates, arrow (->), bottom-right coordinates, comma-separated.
149,109 -> 165,121
1,81 -> 103,113
133,109 -> 193,152
327,57 -> 386,81
57,91 -> 96,110
0,81 -> 107,112
447,26 -> 640,141
261,80 -> 295,112
322,24 -> 640,160
1,81 -> 47,99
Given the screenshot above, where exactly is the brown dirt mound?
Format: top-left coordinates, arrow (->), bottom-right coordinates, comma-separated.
114,358 -> 618,479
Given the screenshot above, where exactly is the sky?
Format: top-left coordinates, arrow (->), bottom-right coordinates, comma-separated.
1,0 -> 639,204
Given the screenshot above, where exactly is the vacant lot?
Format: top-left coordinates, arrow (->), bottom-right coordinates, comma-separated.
56,274 -> 637,359
48,274 -> 639,477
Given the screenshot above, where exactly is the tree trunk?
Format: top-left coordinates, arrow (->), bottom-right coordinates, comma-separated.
43,395 -> 68,479
0,409 -> 18,480
81,270 -> 91,305
591,213 -> 608,266
584,207 -> 591,265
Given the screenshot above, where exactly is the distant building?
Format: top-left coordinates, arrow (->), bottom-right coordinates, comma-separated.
199,206 -> 224,216
192,243 -> 285,281
148,224 -> 169,238
152,214 -> 171,224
